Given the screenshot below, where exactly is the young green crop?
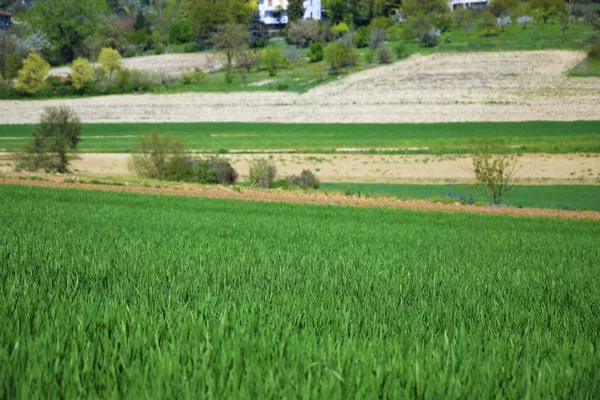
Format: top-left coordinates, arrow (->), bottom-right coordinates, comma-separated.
0,185 -> 598,398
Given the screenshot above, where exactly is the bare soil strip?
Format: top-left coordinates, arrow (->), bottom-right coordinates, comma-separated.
3,51 -> 599,124
2,178 -> 598,220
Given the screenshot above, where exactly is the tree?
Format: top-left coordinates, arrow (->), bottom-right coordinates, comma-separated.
479,11 -> 497,35
287,19 -> 320,48
454,7 -> 474,36
497,15 -> 512,32
98,47 -> 122,81
14,53 -> 50,95
517,16 -> 534,29
128,132 -> 187,180
248,11 -> 269,48
528,0 -> 566,24
261,46 -> 286,76
18,106 -> 82,173
472,141 -> 518,206
212,23 -> 248,68
70,58 -> 95,91
288,0 -> 304,22
169,20 -> 193,44
0,32 -> 21,79
488,0 -> 518,17
20,0 -> 108,64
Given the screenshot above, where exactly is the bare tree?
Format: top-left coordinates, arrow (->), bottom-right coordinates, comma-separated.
472,141 -> 519,206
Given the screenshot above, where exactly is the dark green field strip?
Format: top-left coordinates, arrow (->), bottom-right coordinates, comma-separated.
1,185 -> 599,398
321,183 -> 600,211
1,121 -> 599,153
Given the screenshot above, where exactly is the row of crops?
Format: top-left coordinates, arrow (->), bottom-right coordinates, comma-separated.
1,185 -> 598,397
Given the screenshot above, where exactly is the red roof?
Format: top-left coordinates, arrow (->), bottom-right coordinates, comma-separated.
0,11 -> 12,17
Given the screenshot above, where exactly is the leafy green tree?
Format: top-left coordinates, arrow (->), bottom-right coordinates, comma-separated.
18,106 -> 82,173
261,46 -> 286,76
454,7 -> 474,36
288,0 -> 304,22
472,140 -> 518,206
479,11 -> 497,35
488,0 -> 518,17
20,0 -> 108,64
212,23 -> 248,69
528,0 -> 566,24
70,58 -> 95,91
98,47 -> 122,81
169,20 -> 193,44
14,53 -> 50,95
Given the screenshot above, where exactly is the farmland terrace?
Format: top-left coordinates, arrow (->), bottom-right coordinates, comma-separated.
1,50 -> 599,124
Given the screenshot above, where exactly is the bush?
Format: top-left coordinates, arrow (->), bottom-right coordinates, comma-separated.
287,19 -> 320,47
308,41 -> 324,62
183,42 -> 199,53
208,157 -> 238,184
17,106 -> 81,173
14,53 -> 50,95
370,28 -> 386,49
364,50 -> 375,64
377,45 -> 393,64
169,20 -> 193,44
248,159 -> 277,188
162,155 -> 195,181
261,47 -> 286,76
394,44 -> 406,59
235,50 -> 258,73
181,68 -> 207,84
420,29 -> 439,48
332,22 -> 350,37
153,43 -> 166,55
354,27 -> 370,48
325,41 -> 358,74
472,141 -> 518,206
194,159 -> 218,184
129,132 -> 187,179
287,169 -> 319,189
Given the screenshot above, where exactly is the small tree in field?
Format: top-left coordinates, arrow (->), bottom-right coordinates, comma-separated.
212,23 -> 248,70
128,132 -> 186,179
18,106 -> 82,173
14,52 -> 50,95
98,47 -> 122,81
472,141 -> 518,206
70,57 -> 96,91
480,11 -> 497,36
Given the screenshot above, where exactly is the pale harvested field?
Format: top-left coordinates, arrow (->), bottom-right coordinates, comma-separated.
49,53 -> 222,78
3,50 -> 599,124
3,153 -> 597,184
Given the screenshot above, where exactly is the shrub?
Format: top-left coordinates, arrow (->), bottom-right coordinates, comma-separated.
332,22 -> 350,37
311,64 -> 326,80
14,53 -> 50,95
287,19 -> 320,47
194,159 -> 218,184
377,45 -> 393,64
208,157 -> 238,184
370,28 -> 386,49
287,169 -> 319,189
308,41 -> 324,62
370,16 -> 391,30
129,132 -> 187,179
153,43 -> 166,55
394,44 -> 406,59
420,29 -> 440,48
183,42 -> 199,53
169,20 -> 193,44
325,41 -> 358,74
235,50 -> 258,73
472,141 -> 518,206
98,47 -> 122,81
17,106 -> 81,173
262,47 -> 286,76
162,155 -> 195,181
181,68 -> 207,84
248,159 -> 277,188
70,58 -> 96,91
354,27 -> 370,48
364,50 -> 375,64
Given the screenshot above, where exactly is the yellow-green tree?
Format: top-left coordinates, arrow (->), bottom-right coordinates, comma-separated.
70,57 -> 96,91
98,47 -> 122,81
14,53 -> 51,95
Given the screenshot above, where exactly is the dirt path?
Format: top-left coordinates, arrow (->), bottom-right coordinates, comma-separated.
3,50 -> 599,124
2,152 -> 595,184
2,178 -> 598,220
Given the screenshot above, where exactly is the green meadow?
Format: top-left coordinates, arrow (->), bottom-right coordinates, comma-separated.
1,121 -> 599,153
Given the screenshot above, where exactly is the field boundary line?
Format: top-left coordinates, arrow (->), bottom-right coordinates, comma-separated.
2,178 -> 599,220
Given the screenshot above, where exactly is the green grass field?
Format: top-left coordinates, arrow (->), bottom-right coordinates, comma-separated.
1,121 -> 599,153
570,56 -> 600,77
321,183 -> 600,211
1,185 -> 599,397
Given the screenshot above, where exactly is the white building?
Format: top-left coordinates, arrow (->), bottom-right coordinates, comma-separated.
448,0 -> 488,11
258,0 -> 322,26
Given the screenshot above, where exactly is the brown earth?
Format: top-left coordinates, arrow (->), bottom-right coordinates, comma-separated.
1,177 -> 598,221
3,50 -> 599,124
2,152 -> 596,184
